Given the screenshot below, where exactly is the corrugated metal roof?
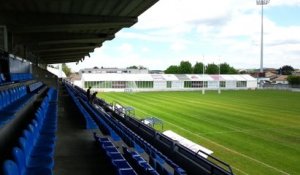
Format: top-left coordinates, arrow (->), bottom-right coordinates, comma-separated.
0,0 -> 159,64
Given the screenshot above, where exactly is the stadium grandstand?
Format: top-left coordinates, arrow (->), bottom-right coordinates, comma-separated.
0,0 -> 234,175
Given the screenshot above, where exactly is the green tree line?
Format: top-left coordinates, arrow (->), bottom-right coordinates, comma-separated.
165,61 -> 237,74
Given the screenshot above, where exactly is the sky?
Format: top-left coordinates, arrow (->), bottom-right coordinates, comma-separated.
67,0 -> 300,72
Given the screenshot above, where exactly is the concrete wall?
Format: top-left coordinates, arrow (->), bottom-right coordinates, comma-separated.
32,65 -> 58,88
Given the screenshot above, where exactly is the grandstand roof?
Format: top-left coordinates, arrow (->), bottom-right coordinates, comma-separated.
81,73 -> 257,81
0,0 -> 158,64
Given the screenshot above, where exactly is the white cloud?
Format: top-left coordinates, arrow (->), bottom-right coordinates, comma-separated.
118,43 -> 133,53
270,0 -> 300,6
170,41 -> 186,52
68,0 -> 300,72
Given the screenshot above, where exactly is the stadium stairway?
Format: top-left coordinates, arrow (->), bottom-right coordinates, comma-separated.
53,83 -> 115,175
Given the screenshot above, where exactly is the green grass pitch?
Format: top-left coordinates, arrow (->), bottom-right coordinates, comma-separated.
98,90 -> 300,175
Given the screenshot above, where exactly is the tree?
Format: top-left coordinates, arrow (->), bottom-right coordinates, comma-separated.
280,65 -> 294,75
193,62 -> 204,74
62,63 -> 71,77
178,61 -> 192,74
228,67 -> 238,74
220,63 -> 230,74
220,63 -> 237,74
287,75 -> 300,85
127,65 -> 138,69
165,65 -> 179,74
205,63 -> 219,74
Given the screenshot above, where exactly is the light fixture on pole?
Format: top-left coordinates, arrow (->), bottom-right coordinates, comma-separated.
256,0 -> 270,74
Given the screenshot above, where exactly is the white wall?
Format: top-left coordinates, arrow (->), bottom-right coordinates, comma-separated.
247,81 -> 258,89
226,81 -> 236,88
154,81 -> 166,89
171,81 -> 184,88
208,81 -> 218,88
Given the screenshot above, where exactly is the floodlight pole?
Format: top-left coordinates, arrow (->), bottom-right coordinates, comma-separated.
256,0 -> 270,73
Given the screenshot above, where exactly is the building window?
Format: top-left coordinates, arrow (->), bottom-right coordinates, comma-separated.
135,81 -> 153,88
191,81 -> 202,88
107,71 -> 117,73
167,81 -> 172,88
112,81 -> 126,88
220,81 -> 226,88
236,81 -> 247,87
184,81 -> 207,88
184,81 -> 191,88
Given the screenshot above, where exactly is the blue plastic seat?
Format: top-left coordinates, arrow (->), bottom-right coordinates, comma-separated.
174,167 -> 187,175
18,138 -> 54,169
112,160 -> 132,169
3,160 -> 19,175
147,169 -> 160,175
12,147 -> 26,175
101,141 -> 114,148
118,168 -> 137,175
103,146 -> 118,153
106,152 -> 124,160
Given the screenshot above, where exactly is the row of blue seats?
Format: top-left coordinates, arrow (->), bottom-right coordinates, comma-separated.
28,82 -> 43,93
79,96 -> 121,141
10,73 -> 32,82
2,88 -> 58,175
123,146 -> 159,175
92,105 -> 187,175
65,85 -> 98,129
0,86 -> 27,110
65,83 -> 120,140
64,82 -> 186,175
0,86 -> 33,128
94,133 -> 137,175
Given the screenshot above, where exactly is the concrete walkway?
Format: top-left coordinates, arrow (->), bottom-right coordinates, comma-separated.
54,85 -> 114,175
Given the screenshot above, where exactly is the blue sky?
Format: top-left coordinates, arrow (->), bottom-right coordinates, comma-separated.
68,0 -> 300,72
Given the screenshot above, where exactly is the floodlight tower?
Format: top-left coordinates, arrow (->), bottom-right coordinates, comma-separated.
256,0 -> 270,73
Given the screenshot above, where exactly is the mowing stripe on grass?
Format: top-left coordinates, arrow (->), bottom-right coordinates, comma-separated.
135,107 -> 290,175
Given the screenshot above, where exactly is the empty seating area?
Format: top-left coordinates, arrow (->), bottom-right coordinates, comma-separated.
0,81 -> 46,128
0,60 -> 59,174
28,82 -> 44,93
9,73 -> 33,82
65,84 -> 98,129
2,88 -> 58,175
94,133 -> 137,175
123,146 -> 159,175
0,73 -> 33,86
